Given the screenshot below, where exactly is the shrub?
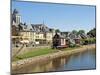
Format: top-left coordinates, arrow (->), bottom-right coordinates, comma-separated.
69,43 -> 76,48
81,38 -> 96,45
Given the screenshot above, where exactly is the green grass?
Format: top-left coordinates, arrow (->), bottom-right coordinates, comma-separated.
12,46 -> 81,62
13,48 -> 57,61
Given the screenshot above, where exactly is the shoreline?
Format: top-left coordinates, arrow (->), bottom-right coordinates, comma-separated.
12,44 -> 96,70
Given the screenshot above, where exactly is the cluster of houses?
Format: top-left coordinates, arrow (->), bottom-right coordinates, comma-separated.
12,9 -> 56,47
12,9 -> 89,48
52,32 -> 87,49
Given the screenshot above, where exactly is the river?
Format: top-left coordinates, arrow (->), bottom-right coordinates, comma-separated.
13,49 -> 96,74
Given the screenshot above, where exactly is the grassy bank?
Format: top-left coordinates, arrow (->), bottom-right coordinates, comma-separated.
12,46 -> 80,61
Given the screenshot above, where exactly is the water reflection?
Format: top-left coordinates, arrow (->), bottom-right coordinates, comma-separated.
13,49 -> 96,74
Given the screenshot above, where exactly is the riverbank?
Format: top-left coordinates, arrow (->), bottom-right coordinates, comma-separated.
12,44 -> 95,70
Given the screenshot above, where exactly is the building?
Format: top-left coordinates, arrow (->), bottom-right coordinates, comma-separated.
12,9 -> 21,27
31,24 -> 55,45
61,32 -> 81,45
12,9 -> 22,45
19,23 -> 35,43
52,33 -> 67,49
11,9 -> 56,46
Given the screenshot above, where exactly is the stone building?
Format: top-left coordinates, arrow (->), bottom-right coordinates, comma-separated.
12,9 -> 22,45
12,9 -> 56,46
31,24 -> 55,45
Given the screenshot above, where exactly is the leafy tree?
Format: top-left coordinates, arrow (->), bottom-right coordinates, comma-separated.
72,30 -> 78,35
55,29 -> 60,33
78,30 -> 85,35
87,28 -> 96,37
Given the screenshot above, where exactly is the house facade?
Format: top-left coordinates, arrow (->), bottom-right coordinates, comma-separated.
12,9 -> 56,46
52,33 -> 67,49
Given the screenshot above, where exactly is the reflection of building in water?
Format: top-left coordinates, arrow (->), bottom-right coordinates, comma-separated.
32,65 -> 42,72
31,61 -> 53,72
51,56 -> 72,71
65,55 -> 72,64
43,61 -> 53,72
12,55 -> 73,73
52,57 -> 63,70
61,57 -> 66,66
31,59 -> 66,72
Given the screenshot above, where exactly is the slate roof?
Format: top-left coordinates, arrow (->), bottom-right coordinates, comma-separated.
12,9 -> 54,33
17,23 -> 54,33
31,24 -> 51,32
53,33 -> 66,39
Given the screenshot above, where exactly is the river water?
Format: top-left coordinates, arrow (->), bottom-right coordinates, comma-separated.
13,49 -> 96,74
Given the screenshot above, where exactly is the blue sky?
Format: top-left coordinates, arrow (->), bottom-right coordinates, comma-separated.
12,1 -> 96,32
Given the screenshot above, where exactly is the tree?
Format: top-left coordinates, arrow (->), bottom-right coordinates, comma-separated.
55,29 -> 60,33
78,30 -> 85,35
72,30 -> 78,35
87,28 -> 96,37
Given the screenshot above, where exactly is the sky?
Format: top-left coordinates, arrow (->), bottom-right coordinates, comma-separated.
12,0 -> 96,33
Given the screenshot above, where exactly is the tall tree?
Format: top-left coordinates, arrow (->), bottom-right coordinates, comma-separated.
72,30 -> 78,35
78,30 -> 85,35
55,29 -> 60,33
87,28 -> 96,37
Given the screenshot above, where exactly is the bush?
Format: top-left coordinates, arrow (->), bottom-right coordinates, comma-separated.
69,44 -> 76,48
81,38 -> 96,45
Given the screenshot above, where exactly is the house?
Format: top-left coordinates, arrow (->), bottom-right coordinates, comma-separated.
52,33 -> 67,49
68,32 -> 81,45
61,32 -> 81,45
12,9 -> 22,45
31,24 -> 56,45
12,9 -> 21,27
11,9 -> 56,46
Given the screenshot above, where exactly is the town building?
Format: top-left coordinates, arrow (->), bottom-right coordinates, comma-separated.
12,9 -> 56,46
52,33 -> 67,49
12,9 -> 22,45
